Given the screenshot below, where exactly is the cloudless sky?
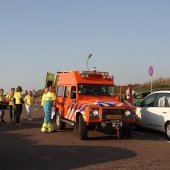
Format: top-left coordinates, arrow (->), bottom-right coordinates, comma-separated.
0,0 -> 170,93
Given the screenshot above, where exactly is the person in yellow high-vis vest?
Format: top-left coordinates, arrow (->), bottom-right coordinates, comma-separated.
0,88 -> 6,124
13,86 -> 24,126
41,87 -> 49,108
41,86 -> 56,133
6,88 -> 15,122
24,91 -> 34,120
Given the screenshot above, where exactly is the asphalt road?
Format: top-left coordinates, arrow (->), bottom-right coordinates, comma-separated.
0,107 -> 170,170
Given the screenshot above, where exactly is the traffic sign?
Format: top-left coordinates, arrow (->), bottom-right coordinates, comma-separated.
149,66 -> 153,76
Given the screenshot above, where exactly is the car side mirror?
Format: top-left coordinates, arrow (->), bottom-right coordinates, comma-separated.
137,103 -> 142,107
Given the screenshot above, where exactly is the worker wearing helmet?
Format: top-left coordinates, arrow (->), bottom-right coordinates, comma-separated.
41,86 -> 56,133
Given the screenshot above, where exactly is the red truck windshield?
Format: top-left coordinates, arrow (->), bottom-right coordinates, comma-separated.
78,84 -> 116,96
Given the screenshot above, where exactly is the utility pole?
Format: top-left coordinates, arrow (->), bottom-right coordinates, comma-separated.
87,54 -> 92,71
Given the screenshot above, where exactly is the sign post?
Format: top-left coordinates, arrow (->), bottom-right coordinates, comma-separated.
148,66 -> 154,92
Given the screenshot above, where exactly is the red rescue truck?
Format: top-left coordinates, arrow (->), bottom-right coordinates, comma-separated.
45,70 -> 136,140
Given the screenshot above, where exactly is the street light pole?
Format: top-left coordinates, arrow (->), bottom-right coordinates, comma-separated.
87,54 -> 92,71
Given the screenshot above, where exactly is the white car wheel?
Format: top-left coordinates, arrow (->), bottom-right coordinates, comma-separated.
166,122 -> 170,140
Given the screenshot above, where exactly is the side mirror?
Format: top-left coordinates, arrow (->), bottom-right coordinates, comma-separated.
137,103 -> 142,107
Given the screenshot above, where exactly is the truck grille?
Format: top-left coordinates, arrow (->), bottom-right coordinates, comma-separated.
102,109 -> 124,119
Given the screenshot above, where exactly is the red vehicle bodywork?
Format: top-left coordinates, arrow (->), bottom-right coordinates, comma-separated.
46,71 -> 136,139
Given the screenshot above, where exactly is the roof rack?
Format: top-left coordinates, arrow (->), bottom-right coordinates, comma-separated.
57,71 -> 73,73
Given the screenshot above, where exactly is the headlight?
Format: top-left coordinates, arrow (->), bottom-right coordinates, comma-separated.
125,110 -> 131,116
90,109 -> 100,119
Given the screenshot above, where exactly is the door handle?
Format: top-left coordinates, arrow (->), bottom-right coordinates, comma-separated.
162,112 -> 167,114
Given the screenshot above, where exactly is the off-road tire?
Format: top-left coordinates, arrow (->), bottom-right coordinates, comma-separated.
121,124 -> 132,139
78,115 -> 87,140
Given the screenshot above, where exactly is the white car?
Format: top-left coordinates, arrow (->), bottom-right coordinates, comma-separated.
135,91 -> 170,139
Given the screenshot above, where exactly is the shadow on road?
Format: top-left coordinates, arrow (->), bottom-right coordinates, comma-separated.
0,118 -> 43,132
132,127 -> 169,141
0,132 -> 137,170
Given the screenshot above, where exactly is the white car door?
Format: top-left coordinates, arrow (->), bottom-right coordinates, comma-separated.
136,107 -> 148,127
149,93 -> 170,132
136,93 -> 157,129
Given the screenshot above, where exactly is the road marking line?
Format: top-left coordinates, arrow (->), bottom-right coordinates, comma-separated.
159,139 -> 170,143
159,139 -> 166,142
133,131 -> 170,143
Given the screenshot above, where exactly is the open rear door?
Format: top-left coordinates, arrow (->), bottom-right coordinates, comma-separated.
45,72 -> 56,87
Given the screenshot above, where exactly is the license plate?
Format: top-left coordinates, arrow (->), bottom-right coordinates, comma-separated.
106,115 -> 122,119
112,122 -> 122,127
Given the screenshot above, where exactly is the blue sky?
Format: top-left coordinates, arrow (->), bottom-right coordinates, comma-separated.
0,0 -> 170,93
